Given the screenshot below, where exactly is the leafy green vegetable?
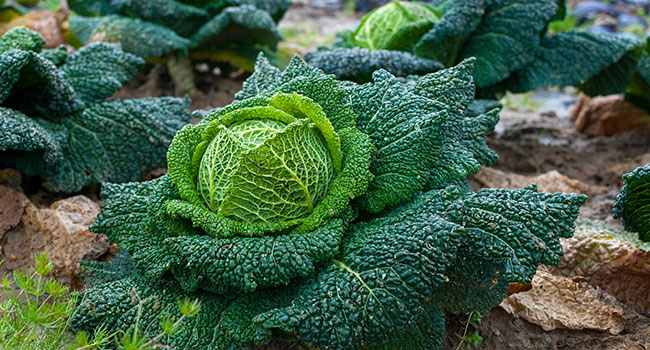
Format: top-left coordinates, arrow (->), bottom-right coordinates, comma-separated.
71,54 -> 586,349
68,0 -> 289,69
306,0 -> 643,96
0,27 -> 190,192
351,0 -> 439,51
614,164 -> 650,242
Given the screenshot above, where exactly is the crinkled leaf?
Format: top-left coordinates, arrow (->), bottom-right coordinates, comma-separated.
0,26 -> 44,53
413,0 -> 485,66
0,107 -> 58,152
69,15 -> 191,58
67,0 -> 120,16
70,275 -> 242,350
348,69 -> 449,212
458,0 -> 557,88
40,46 -> 69,66
115,0 -> 209,37
414,59 -> 494,189
499,31 -> 642,95
305,47 -> 443,83
256,207 -> 463,350
190,5 -> 281,50
236,54 -> 357,130
351,0 -> 439,51
408,185 -> 586,283
60,43 -> 144,104
431,250 -> 509,314
614,164 -> 650,242
459,103 -> 500,167
0,49 -> 81,119
78,250 -> 136,287
5,97 -> 190,192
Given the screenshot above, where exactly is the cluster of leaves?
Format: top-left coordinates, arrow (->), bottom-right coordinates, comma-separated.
0,252 -> 202,350
0,27 -> 190,193
69,54 -> 586,349
305,0 -> 644,98
614,163 -> 650,242
67,0 -> 290,69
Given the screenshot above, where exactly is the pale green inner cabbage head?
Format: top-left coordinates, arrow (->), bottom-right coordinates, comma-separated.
197,116 -> 335,225
353,0 -> 439,50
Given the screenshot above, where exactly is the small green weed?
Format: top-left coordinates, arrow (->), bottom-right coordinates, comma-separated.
456,311 -> 484,350
0,253 -> 201,350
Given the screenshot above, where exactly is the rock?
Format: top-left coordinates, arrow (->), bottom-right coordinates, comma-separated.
308,0 -> 346,10
571,94 -> 650,136
618,13 -> 646,27
0,10 -> 67,48
0,185 -> 28,240
500,271 -> 625,334
472,168 -> 606,195
544,222 -> 650,313
0,195 -> 111,286
574,1 -> 622,18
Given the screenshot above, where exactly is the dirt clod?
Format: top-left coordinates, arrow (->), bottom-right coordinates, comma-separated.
0,195 -> 110,287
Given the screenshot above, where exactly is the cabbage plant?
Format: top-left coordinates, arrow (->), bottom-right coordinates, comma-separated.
614,164 -> 650,242
306,0 -> 643,97
0,27 -> 190,192
71,55 -> 586,349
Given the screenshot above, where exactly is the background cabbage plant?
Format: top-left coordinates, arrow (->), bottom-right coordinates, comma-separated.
70,54 -> 586,349
67,0 -> 290,69
0,27 -> 190,192
614,163 -> 650,242
306,0 -> 644,98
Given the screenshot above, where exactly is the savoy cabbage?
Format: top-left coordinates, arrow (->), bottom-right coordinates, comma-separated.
0,27 -> 190,192
67,0 -> 290,69
70,54 -> 586,349
614,163 -> 650,242
306,0 -> 643,97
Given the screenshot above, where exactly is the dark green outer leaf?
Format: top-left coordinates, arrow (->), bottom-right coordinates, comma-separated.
0,26 -> 45,53
70,275 -> 244,350
407,185 -> 586,283
117,0 -> 209,37
498,31 -> 643,95
348,69 -> 449,212
624,49 -> 650,112
458,0 -> 557,88
69,15 -> 191,58
40,46 -> 69,66
60,43 -> 144,104
304,47 -> 443,83
6,97 -> 190,193
190,5 -> 281,49
255,210 -> 463,350
413,0 -> 486,66
613,164 -> 650,242
0,107 -> 59,152
0,49 -> 81,119
67,0 -> 120,16
78,250 -> 136,287
414,59 -> 493,189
